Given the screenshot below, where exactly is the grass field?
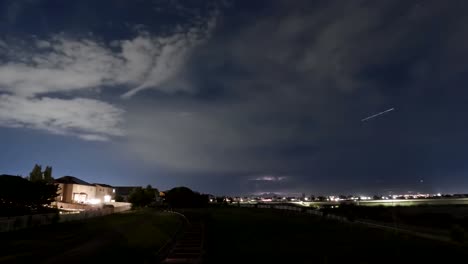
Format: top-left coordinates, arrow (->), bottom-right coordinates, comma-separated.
205,207 -> 468,264
0,210 -> 181,263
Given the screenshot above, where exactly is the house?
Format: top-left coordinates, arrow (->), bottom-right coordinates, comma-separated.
54,176 -> 115,204
94,183 -> 115,203
55,176 -> 96,203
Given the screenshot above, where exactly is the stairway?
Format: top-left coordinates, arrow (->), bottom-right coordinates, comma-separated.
162,220 -> 205,264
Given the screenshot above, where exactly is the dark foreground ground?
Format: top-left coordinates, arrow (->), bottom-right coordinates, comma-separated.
0,210 -> 181,263
1,208 -> 468,264
204,207 -> 468,264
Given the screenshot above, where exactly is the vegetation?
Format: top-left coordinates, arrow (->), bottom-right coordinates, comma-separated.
165,186 -> 209,208
204,208 -> 468,263
0,164 -> 58,217
28,164 -> 43,182
0,176 -> 58,217
43,166 -> 53,183
26,164 -> 53,183
128,185 -> 158,208
0,210 -> 182,263
114,194 -> 125,202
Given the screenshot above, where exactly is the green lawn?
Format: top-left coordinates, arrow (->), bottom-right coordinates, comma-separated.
205,208 -> 468,264
0,210 -> 181,263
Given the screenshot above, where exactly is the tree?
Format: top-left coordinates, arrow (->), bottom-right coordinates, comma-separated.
144,185 -> 158,205
0,175 -> 58,217
115,194 -> 125,202
165,187 -> 209,208
128,185 -> 159,208
43,166 -> 53,183
30,181 -> 59,210
29,164 -> 43,182
128,187 -> 144,208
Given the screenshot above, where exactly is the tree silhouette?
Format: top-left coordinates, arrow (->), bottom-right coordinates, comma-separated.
0,175 -> 58,216
43,166 -> 53,183
128,185 -> 159,208
165,187 -> 209,208
29,164 -> 43,182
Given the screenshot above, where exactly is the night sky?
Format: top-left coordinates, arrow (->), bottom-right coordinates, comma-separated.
1,0 -> 468,196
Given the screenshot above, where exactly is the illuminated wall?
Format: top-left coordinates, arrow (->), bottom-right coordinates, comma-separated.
95,185 -> 115,203
71,184 -> 97,203
56,182 -> 115,204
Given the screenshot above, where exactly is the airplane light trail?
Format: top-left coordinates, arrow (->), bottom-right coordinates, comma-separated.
361,108 -> 395,122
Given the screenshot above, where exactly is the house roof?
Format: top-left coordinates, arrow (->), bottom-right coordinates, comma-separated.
54,176 -> 93,186
94,183 -> 113,188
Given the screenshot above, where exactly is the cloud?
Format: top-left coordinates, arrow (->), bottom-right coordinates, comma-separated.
78,134 -> 112,142
35,40 -> 51,49
121,0 -> 468,195
0,17 -> 215,98
0,10 -> 217,142
124,99 -> 320,175
246,175 -> 295,194
250,176 -> 288,182
0,95 -> 124,141
120,26 -> 212,98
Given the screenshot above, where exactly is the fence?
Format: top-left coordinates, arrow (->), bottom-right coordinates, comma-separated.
239,203 -> 348,222
0,213 -> 58,232
59,203 -> 132,222
0,202 -> 132,232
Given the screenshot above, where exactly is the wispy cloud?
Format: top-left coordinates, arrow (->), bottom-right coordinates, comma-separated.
0,95 -> 124,141
0,17 -> 216,98
0,11 -> 217,141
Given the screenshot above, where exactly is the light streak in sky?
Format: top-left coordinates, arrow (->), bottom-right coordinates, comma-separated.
361,108 -> 395,122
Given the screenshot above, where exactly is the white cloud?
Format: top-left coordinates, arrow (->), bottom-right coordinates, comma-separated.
0,38 -> 122,97
0,15 -> 216,141
0,95 -> 124,141
0,18 -> 215,98
78,134 -> 111,142
120,30 -> 206,98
